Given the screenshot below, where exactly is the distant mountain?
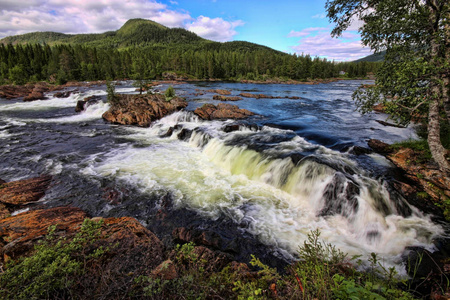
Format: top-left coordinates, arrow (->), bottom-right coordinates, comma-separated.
353,51 -> 385,63
0,18 -> 279,53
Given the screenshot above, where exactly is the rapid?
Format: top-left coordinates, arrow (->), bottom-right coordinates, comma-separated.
0,80 -> 444,273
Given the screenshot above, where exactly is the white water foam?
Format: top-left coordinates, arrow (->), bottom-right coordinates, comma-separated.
33,101 -> 111,123
0,89 -> 106,112
80,112 -> 444,273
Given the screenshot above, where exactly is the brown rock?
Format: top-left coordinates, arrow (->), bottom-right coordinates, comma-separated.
0,175 -> 52,206
194,103 -> 255,120
75,95 -> 102,112
102,94 -> 188,127
206,89 -> 231,95
0,84 -> 34,99
23,91 -> 46,102
151,260 -> 178,280
0,207 -> 165,272
75,100 -> 86,112
54,91 -> 72,98
0,207 -> 87,262
213,95 -> 243,101
368,139 -> 393,153
239,92 -> 275,99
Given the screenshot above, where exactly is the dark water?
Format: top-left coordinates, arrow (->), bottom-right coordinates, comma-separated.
0,80 -> 443,272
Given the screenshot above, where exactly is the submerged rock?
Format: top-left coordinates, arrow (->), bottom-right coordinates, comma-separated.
194,103 -> 255,120
206,89 -> 231,95
102,94 -> 188,127
212,95 -> 243,101
239,92 -> 275,99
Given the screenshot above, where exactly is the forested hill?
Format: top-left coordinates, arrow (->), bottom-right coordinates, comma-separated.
0,18 -> 379,84
0,18 -> 277,53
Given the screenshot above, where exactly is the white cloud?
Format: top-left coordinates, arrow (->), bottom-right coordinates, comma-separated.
186,16 -> 244,42
0,0 -> 242,42
311,13 -> 326,19
288,27 -> 329,38
289,27 -> 372,61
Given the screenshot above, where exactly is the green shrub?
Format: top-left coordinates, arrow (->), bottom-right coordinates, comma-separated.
164,85 -> 176,101
106,80 -> 118,104
0,219 -> 106,299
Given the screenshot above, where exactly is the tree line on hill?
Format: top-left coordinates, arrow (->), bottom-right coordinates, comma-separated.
0,43 -> 379,85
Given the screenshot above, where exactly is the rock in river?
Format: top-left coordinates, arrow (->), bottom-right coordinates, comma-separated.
194,103 -> 255,120
0,175 -> 52,220
102,94 -> 188,127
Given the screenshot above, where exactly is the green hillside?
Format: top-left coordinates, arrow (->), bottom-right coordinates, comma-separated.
353,51 -> 385,62
0,18 -> 274,52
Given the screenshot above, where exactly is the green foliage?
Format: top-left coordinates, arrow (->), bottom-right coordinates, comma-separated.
164,85 -> 176,102
292,230 -> 416,300
8,65 -> 27,85
106,80 -> 118,104
0,219 -> 106,299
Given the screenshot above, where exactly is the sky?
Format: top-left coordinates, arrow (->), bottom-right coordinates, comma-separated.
0,0 -> 372,61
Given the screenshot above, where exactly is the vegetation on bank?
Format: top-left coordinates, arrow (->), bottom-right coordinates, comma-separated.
1,219 -> 443,299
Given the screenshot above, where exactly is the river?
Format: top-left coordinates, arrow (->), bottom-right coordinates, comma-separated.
0,80 -> 444,273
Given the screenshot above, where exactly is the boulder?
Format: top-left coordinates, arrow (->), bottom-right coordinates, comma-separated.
102,94 -> 188,127
0,175 -> 52,221
206,89 -> 231,95
194,103 -> 255,120
75,100 -> 86,112
0,175 -> 52,206
23,84 -> 49,101
75,95 -> 102,112
54,91 -> 72,98
23,91 -> 45,102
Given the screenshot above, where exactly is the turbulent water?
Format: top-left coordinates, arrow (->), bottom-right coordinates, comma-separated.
0,80 -> 444,273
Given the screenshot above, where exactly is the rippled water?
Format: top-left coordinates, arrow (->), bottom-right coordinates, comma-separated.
0,80 -> 443,273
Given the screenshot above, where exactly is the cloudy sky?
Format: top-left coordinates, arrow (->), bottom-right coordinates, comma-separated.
0,0 -> 372,61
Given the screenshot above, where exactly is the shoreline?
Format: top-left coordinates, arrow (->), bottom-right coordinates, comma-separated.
0,77 -> 372,101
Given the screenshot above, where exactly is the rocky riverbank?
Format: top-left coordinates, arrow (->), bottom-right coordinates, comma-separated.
368,139 -> 450,219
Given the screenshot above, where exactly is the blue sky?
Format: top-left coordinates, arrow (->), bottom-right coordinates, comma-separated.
0,0 -> 372,61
